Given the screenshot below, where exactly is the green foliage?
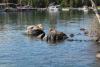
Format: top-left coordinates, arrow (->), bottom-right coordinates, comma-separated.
0,0 -> 100,7
60,0 -> 70,7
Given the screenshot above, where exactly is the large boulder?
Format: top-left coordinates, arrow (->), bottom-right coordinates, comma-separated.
26,24 -> 44,36
47,28 -> 68,42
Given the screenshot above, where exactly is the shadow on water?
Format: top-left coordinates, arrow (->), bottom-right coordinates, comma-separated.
0,10 -> 100,67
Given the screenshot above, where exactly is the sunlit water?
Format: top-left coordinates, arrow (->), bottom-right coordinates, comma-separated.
0,10 -> 100,67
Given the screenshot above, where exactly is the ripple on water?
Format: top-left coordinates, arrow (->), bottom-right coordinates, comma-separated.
0,11 -> 99,67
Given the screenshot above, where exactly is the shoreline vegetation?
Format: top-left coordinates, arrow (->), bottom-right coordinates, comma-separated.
0,0 -> 100,12
97,6 -> 100,9
0,0 -> 99,7
0,8 -> 100,12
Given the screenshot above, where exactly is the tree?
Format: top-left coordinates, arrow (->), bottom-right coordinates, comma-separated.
60,0 -> 70,7
0,0 -> 99,8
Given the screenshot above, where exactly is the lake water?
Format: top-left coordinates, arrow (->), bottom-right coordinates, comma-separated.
0,10 -> 100,67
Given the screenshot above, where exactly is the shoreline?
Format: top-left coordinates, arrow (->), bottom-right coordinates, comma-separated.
0,7 -> 100,12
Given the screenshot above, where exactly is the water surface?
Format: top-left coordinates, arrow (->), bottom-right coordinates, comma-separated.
0,10 -> 100,67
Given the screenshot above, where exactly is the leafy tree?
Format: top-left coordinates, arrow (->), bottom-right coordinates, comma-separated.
0,0 -> 100,7
60,0 -> 70,7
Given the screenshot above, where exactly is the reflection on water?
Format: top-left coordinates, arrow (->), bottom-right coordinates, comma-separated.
48,12 -> 59,28
0,10 -> 100,67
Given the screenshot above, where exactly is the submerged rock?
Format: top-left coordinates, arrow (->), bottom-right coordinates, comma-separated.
80,28 -> 86,31
84,31 -> 89,36
69,21 -> 76,23
69,34 -> 74,37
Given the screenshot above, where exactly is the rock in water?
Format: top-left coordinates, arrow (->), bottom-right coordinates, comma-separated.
26,24 -> 44,35
47,28 -> 68,42
69,34 -> 74,37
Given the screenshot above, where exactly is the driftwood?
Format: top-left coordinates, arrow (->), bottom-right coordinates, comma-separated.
90,0 -> 100,24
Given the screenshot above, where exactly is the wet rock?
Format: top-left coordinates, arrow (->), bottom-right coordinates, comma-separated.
84,31 -> 89,36
32,29 -> 45,36
36,30 -> 45,39
76,33 -> 81,35
70,21 -> 76,23
95,37 -> 100,43
26,25 -> 68,43
26,24 -> 44,35
69,34 -> 74,37
80,28 -> 86,31
47,28 -> 68,42
42,35 -> 48,41
67,39 -> 86,42
67,39 -> 74,41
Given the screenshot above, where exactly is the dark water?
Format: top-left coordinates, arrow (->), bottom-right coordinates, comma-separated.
0,10 -> 100,67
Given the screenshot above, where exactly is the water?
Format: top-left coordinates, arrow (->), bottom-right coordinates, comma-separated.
0,10 -> 100,67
